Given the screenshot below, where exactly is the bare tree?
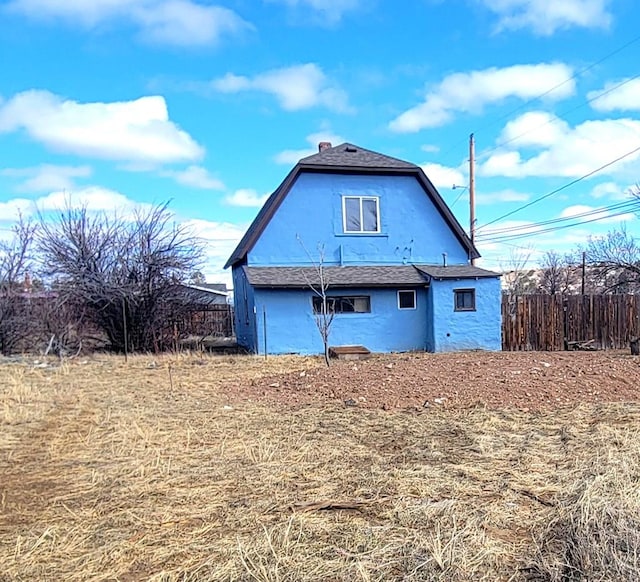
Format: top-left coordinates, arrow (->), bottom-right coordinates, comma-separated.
297,237 -> 334,366
538,250 -> 578,295
37,203 -> 204,353
500,248 -> 537,295
0,219 -> 36,354
584,226 -> 640,294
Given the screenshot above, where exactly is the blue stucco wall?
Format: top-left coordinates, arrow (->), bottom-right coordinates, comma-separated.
232,266 -> 257,352
252,287 -> 429,355
430,277 -> 502,352
248,173 -> 470,267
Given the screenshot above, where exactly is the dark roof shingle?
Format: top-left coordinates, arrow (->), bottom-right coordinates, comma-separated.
416,265 -> 500,280
244,265 -> 429,288
299,143 -> 418,169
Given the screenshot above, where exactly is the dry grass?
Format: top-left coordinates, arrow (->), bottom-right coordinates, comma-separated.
1,353 -> 639,581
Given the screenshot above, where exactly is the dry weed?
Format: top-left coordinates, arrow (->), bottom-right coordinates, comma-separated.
0,354 -> 639,581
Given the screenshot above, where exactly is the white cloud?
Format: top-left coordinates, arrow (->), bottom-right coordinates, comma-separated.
389,63 -> 574,133
0,90 -> 204,164
476,189 -> 531,205
37,186 -> 149,214
559,204 -> 636,224
224,189 -> 269,207
5,0 -> 251,47
480,114 -> 640,178
0,198 -> 34,222
498,111 -> 568,148
0,164 -> 92,193
162,165 -> 225,190
0,186 -> 150,222
421,162 -> 465,189
266,0 -> 361,24
588,78 -> 640,112
182,218 -> 249,284
590,181 -> 634,201
478,0 -> 612,35
210,64 -> 350,112
421,144 -> 440,154
274,130 -> 345,164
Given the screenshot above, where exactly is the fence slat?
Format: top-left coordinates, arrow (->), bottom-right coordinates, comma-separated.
502,294 -> 640,351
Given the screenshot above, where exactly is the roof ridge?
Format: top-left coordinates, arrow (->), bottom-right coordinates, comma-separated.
298,142 -> 418,169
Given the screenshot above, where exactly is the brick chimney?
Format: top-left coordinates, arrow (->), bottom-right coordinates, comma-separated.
318,141 -> 332,152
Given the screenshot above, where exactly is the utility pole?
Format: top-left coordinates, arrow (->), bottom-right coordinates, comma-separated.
581,251 -> 586,295
469,133 -> 476,266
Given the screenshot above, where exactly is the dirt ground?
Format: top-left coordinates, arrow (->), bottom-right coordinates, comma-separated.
223,350 -> 640,410
2,351 -> 640,581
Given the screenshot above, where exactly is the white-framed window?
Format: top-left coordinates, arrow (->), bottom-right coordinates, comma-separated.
342,196 -> 380,233
312,295 -> 371,314
398,290 -> 416,310
454,288 -> 476,312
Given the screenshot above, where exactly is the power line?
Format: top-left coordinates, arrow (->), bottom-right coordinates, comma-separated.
475,144 -> 640,232
476,198 -> 640,239
479,207 -> 637,244
476,71 -> 640,162
433,33 -> 640,163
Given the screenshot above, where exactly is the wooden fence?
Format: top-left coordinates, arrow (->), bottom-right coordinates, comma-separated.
170,304 -> 234,339
502,294 -> 640,351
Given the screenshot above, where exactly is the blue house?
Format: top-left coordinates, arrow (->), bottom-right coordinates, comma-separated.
225,142 -> 501,355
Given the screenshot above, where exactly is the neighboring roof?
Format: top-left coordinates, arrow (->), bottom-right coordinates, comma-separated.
244,265 -> 429,288
181,283 -> 228,296
225,142 -> 480,268
176,284 -> 228,306
416,265 -> 500,280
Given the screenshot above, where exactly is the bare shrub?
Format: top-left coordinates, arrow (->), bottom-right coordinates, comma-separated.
37,203 -> 204,353
0,220 -> 36,355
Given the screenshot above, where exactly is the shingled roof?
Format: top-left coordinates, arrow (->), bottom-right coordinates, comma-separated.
224,142 -> 480,268
244,265 -> 429,288
415,265 -> 500,280
243,264 -> 499,288
299,142 -> 418,170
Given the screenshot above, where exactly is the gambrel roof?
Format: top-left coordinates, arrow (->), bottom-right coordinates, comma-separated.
299,143 -> 418,169
225,143 -> 480,268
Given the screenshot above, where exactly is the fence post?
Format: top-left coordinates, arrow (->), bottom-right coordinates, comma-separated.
263,306 -> 268,360
122,297 -> 128,362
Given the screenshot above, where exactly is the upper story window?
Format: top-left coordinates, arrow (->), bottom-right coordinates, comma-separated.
343,196 -> 380,233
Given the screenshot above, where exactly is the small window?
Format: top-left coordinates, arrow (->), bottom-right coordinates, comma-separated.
343,196 -> 380,233
454,289 -> 476,312
398,290 -> 416,310
313,295 -> 371,314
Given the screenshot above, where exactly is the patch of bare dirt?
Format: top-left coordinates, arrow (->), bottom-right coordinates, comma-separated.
225,351 -> 640,410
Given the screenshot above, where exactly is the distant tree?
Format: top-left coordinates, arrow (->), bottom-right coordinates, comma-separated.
500,248 -> 538,295
189,271 -> 206,285
584,226 -> 640,294
0,218 -> 36,354
37,203 -> 204,353
538,250 -> 577,295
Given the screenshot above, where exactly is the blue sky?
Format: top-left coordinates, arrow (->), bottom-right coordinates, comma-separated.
1,0 -> 639,284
